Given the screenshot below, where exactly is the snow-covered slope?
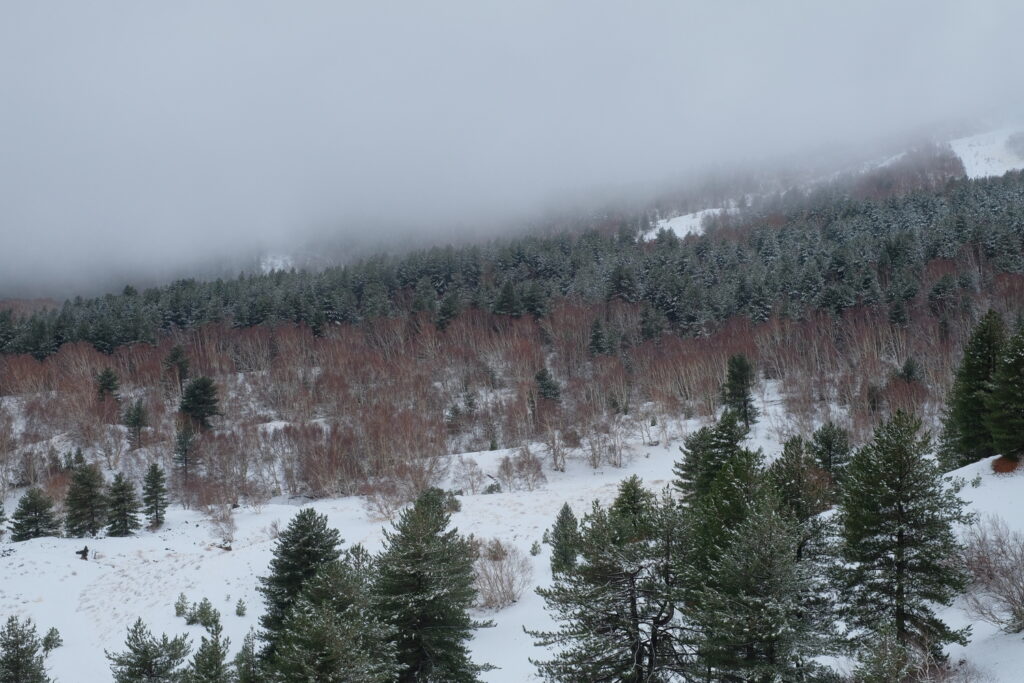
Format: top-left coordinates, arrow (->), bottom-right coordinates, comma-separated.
644,207 -> 737,241
950,128 -> 1024,179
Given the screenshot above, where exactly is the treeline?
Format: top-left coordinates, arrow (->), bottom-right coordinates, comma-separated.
0,161 -> 1016,361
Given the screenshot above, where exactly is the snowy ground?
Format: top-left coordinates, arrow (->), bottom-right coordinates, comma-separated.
949,128 -> 1024,179
643,207 -> 737,241
2,388 -> 1023,680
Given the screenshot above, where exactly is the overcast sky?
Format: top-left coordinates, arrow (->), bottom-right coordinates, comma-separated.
1,1 -> 1022,296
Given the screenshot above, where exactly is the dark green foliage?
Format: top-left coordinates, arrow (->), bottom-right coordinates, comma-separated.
608,475 -> 656,542
811,421 -> 852,481
984,327 -> 1024,462
672,411 -> 748,503
530,486 -> 684,681
123,399 -> 148,450
588,319 -> 611,355
0,616 -> 50,683
143,463 -> 169,529
232,631 -> 260,683
106,619 -> 191,683
106,473 -> 142,537
271,553 -> 400,682
163,345 -> 190,393
258,508 -> 341,662
40,629 -> 61,656
721,353 -> 758,427
184,622 -> 230,683
767,435 -> 830,524
535,367 -> 561,402
941,310 -> 1006,469
96,367 -> 120,401
549,503 -> 581,575
179,377 -> 220,430
838,411 -> 971,653
435,290 -> 460,330
174,423 -> 197,497
184,599 -> 220,630
373,488 -> 487,682
64,462 -> 109,537
11,487 -> 59,542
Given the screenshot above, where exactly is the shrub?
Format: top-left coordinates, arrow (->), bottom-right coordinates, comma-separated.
963,516 -> 1024,632
174,593 -> 189,618
235,599 -> 246,617
474,539 -> 532,610
185,598 -> 221,630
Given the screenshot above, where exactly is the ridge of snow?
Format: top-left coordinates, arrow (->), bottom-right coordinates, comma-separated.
949,128 -> 1024,179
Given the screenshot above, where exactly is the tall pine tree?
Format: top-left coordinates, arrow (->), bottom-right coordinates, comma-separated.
11,488 -> 59,542
105,473 -> 142,537
374,488 -> 487,682
838,411 -> 971,655
0,616 -> 50,683
984,326 -> 1024,462
721,353 -> 758,427
142,463 -> 169,529
940,309 -> 1006,469
106,619 -> 190,683
64,462 -> 108,537
549,502 -> 581,575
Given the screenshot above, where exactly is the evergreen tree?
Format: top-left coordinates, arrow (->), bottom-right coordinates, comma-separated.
106,619 -> 191,683
838,411 -> 971,655
179,377 -> 220,430
588,319 -> 611,355
721,353 -> 758,427
608,474 -> 656,543
64,462 -> 109,537
984,327 -> 1024,462
549,503 -> 581,575
123,399 -> 148,451
940,310 -> 1006,469
184,622 -> 230,683
535,367 -> 561,402
258,508 -> 341,662
810,420 -> 852,481
163,345 -> 190,393
492,280 -> 522,317
174,423 -> 197,498
0,616 -> 49,683
272,556 -> 400,682
373,487 -> 487,682
106,473 -> 142,537
96,367 -> 120,401
767,435 -> 830,525
11,488 -> 59,542
142,463 -> 169,529
435,290 -> 460,330
530,487 -> 684,681
0,500 -> 5,537
232,631 -> 260,683
672,411 -> 748,503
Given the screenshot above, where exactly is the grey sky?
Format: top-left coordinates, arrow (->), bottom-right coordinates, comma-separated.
1,1 -> 1021,295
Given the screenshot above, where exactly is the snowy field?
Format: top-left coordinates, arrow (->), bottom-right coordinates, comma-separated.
3,388 -> 1024,680
644,207 -> 737,241
950,128 -> 1024,179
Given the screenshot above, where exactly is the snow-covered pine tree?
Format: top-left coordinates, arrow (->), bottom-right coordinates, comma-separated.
64,462 -> 108,537
0,616 -> 50,683
767,435 -> 830,525
549,502 -> 581,575
123,398 -> 148,451
721,353 -> 758,427
838,411 -> 971,655
96,367 -> 120,402
272,553 -> 400,682
940,309 -> 1006,469
373,487 -> 487,682
185,621 -> 231,683
179,377 -> 220,431
142,463 -> 169,529
11,487 -> 60,542
810,420 -> 852,482
257,508 -> 341,663
672,411 -> 748,504
105,473 -> 142,537
106,619 -> 190,683
530,483 -> 685,681
984,326 -> 1024,463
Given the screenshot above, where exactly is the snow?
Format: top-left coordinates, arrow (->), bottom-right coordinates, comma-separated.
643,207 -> 736,241
949,128 -> 1024,179
4,386 -> 1024,680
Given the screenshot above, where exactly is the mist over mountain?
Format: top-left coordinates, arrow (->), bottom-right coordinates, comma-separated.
2,1 -> 1022,296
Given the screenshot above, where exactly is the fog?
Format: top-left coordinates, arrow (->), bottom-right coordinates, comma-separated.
1,1 -> 1021,296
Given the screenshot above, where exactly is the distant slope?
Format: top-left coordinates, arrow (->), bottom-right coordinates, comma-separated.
950,128 -> 1024,179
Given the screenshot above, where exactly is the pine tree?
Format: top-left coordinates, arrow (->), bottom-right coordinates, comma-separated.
106,473 -> 142,537
435,290 -> 460,330
258,508 -> 341,662
163,345 -> 190,393
838,411 -> 971,654
588,319 -> 610,355
721,353 -> 758,427
232,631 -> 260,683
142,463 -> 169,529
810,420 -> 852,481
985,327 -> 1024,462
535,367 -> 561,402
184,622 -> 231,683
767,435 -> 830,525
64,462 -> 109,537
0,616 -> 49,683
272,556 -> 400,682
530,487 -> 684,681
373,487 -> 487,682
672,411 -> 748,503
11,488 -> 59,542
106,619 -> 191,683
549,503 -> 581,575
123,398 -> 148,450
96,367 -> 120,401
609,475 -> 656,543
940,309 -> 1006,469
180,377 -> 220,430
174,423 -> 197,498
